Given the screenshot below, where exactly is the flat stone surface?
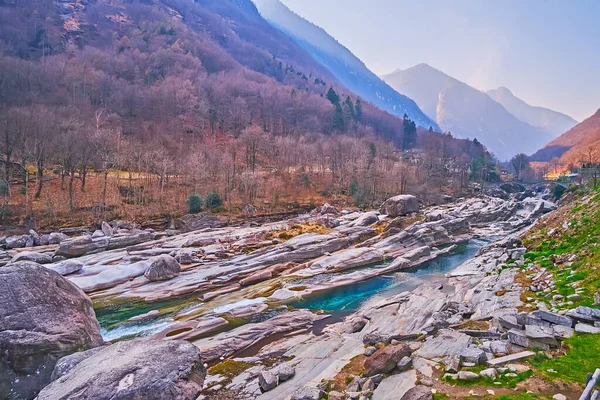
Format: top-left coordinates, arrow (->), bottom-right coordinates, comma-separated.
575,323 -> 600,334
531,310 -> 573,327
372,370 -> 417,400
415,330 -> 472,361
486,351 -> 535,366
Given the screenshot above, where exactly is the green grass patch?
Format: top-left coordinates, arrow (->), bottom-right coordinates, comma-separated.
207,359 -> 253,378
535,333 -> 600,384
494,393 -> 548,400
432,393 -> 450,400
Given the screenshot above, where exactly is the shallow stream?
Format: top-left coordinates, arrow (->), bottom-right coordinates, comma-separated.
95,238 -> 489,342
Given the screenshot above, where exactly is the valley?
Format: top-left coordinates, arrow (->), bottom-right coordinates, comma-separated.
0,0 -> 599,399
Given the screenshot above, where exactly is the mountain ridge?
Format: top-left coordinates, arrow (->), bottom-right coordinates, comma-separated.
487,86 -> 578,137
530,108 -> 600,163
382,63 -> 555,160
252,0 -> 440,130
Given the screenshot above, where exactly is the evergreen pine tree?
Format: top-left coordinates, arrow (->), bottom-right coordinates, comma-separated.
402,114 -> 417,150
333,103 -> 345,131
326,87 -> 340,105
344,96 -> 356,119
355,98 -> 363,121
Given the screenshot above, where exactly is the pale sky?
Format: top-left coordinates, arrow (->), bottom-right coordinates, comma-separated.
281,0 -> 600,121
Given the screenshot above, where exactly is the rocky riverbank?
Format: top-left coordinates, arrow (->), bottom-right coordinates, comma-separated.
2,190 -> 577,399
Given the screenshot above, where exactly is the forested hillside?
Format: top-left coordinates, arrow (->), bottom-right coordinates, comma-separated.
0,0 -> 497,229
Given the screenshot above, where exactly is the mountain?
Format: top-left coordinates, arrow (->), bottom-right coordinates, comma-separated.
530,109 -> 600,164
0,0 -> 426,145
252,0 -> 439,130
487,86 -> 578,137
381,63 -> 553,160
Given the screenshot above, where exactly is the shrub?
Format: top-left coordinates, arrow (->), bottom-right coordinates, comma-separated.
553,184 -> 566,200
205,191 -> 222,209
186,194 -> 203,214
0,180 -> 8,196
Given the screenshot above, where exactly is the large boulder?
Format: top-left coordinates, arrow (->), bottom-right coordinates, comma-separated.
363,344 -> 412,376
5,234 -> 34,249
36,339 -> 206,400
144,255 -> 181,281
380,195 -> 419,217
10,251 -> 53,264
0,262 -> 103,400
54,236 -> 109,258
400,385 -> 433,400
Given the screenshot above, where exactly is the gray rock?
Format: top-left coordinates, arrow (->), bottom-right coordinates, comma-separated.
345,316 -> 369,333
460,347 -> 486,365
552,325 -> 574,339
10,251 -> 53,264
55,236 -> 109,258
29,229 -> 40,245
363,377 -> 376,392
457,371 -> 479,381
363,332 -> 387,345
489,340 -> 510,355
258,369 -> 278,391
575,323 -> 600,334
144,255 -> 181,281
107,231 -> 154,250
397,356 -> 413,371
444,354 -> 461,373
346,377 -> 360,393
101,221 -> 113,237
5,234 -> 34,249
364,346 -> 377,356
46,259 -> 84,276
0,263 -> 103,400
574,306 -> 600,320
524,325 -> 559,346
553,394 -> 567,400
36,339 -> 206,400
486,351 -> 535,366
530,310 -> 573,327
508,328 -> 550,350
39,234 -> 50,246
276,364 -> 295,382
400,385 -> 432,400
479,368 -> 497,379
290,386 -> 321,400
380,195 -> 419,217
50,346 -> 107,380
48,232 -> 69,244
499,314 -> 522,330
91,230 -> 105,238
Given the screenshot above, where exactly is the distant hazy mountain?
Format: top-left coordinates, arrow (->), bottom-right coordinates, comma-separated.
531,109 -> 600,163
487,87 -> 578,137
252,0 -> 439,130
382,64 -> 553,160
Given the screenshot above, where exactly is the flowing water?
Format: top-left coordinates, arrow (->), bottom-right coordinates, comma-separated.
95,238 -> 489,341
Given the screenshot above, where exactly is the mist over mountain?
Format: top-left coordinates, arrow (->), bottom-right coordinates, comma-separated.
487,86 -> 578,138
382,63 -> 555,160
252,0 -> 439,130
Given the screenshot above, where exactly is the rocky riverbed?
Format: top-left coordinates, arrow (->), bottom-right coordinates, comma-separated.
2,191 -> 581,400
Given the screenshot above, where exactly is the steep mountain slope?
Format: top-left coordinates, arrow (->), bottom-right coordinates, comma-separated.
487,86 -> 578,137
382,64 -> 553,160
530,109 -> 600,163
252,0 -> 439,130
0,0 -> 421,144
